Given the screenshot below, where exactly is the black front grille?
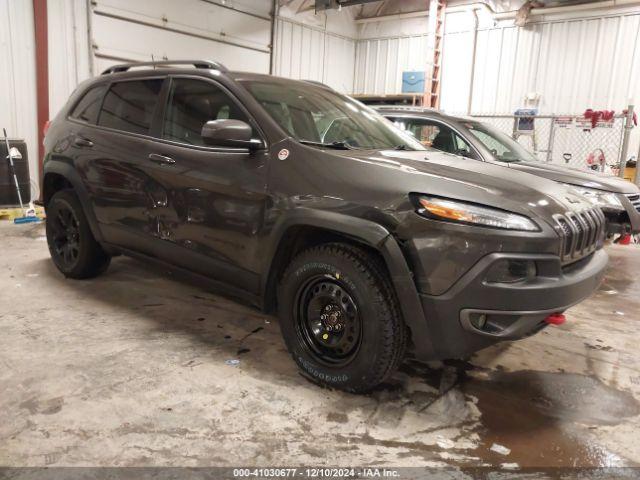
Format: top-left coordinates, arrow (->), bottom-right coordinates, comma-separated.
625,193 -> 640,213
554,207 -> 604,263
556,217 -> 573,256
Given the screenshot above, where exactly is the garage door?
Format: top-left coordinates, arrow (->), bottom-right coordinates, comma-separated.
90,0 -> 273,74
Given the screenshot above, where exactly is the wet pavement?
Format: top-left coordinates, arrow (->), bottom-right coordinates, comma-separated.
1,222 -> 639,472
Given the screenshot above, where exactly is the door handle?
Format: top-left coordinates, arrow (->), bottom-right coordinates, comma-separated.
73,136 -> 93,148
148,153 -> 176,165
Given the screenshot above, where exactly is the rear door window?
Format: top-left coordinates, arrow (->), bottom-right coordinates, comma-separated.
98,79 -> 164,135
70,85 -> 107,124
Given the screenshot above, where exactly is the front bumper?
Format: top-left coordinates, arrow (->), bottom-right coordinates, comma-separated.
417,248 -> 608,360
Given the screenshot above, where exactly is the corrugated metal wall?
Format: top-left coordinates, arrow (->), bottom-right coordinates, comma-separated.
353,9 -> 640,116
466,13 -> 640,115
273,17 -> 356,93
0,0 -> 38,193
353,34 -> 430,94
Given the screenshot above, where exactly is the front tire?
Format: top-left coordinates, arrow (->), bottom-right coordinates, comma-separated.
46,189 -> 110,279
277,243 -> 406,393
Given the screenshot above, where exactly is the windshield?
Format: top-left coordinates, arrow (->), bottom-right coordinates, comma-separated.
463,121 -> 538,163
240,80 -> 425,151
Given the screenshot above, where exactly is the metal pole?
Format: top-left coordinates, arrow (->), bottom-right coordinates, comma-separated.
86,0 -> 94,76
269,0 -> 278,75
33,0 -> 49,191
545,116 -> 555,163
618,104 -> 634,178
4,129 -> 24,210
467,9 -> 478,115
634,138 -> 640,186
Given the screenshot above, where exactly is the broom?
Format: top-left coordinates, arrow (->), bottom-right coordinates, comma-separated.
3,128 -> 40,224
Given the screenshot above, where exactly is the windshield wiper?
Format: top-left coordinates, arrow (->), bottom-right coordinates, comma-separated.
394,144 -> 409,150
299,140 -> 355,150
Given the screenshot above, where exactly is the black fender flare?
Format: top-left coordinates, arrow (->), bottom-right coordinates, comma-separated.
43,161 -> 105,243
263,209 -> 437,360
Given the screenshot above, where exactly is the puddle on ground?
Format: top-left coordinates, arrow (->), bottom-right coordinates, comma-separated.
461,369 -> 640,467
391,359 -> 640,467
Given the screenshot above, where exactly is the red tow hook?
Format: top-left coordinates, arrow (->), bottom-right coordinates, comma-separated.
545,313 -> 566,325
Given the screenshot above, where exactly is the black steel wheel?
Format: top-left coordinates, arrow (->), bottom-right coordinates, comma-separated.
46,189 -> 111,279
295,277 -> 362,366
278,243 -> 407,393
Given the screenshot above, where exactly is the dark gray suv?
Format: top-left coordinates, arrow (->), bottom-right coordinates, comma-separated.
376,106 -> 640,235
43,60 -> 607,393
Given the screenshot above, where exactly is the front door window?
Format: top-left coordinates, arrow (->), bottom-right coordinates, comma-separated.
163,78 -> 256,146
393,118 -> 477,159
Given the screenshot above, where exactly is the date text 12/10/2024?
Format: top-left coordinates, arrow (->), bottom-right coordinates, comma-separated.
233,468 -> 400,478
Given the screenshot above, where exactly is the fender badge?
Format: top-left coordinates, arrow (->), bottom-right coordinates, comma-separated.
278,148 -> 290,161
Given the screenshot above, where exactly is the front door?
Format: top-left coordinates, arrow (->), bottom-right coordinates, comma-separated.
140,77 -> 269,293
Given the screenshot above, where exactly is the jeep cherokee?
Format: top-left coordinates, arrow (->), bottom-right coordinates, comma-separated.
43,60 -> 608,393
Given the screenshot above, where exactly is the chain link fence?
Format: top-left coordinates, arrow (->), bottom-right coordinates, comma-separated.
469,111 -> 632,176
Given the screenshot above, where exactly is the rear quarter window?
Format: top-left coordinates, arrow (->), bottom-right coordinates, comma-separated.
97,79 -> 164,135
70,85 -> 107,124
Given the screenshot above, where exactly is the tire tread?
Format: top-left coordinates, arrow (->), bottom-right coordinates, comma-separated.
46,189 -> 110,279
279,242 -> 406,393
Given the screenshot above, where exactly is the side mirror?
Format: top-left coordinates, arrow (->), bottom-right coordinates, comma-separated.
201,119 -> 259,150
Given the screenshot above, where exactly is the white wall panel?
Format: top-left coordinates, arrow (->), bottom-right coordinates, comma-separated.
91,0 -> 272,73
273,17 -> 355,93
277,3 -> 358,38
454,13 -> 640,115
439,28 -> 473,113
0,0 -> 38,189
48,0 -> 91,119
358,15 -> 429,39
353,34 -> 430,95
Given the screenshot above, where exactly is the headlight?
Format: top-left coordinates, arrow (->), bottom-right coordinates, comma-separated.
564,184 -> 623,210
413,195 -> 540,231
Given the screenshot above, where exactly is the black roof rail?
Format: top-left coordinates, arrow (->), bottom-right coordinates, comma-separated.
101,60 -> 228,75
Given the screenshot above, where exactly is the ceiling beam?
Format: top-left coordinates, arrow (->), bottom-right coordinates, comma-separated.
314,0 -> 382,11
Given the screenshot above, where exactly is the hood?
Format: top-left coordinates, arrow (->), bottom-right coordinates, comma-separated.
507,161 -> 639,194
327,148 -> 593,220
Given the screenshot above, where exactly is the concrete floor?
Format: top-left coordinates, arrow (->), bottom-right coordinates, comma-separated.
1,221 -> 639,470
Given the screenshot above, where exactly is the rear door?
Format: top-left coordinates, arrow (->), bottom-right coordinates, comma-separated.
139,76 -> 269,293
82,77 -> 166,254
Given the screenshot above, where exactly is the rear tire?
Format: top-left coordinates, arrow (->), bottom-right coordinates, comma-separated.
46,189 -> 110,279
277,243 -> 406,393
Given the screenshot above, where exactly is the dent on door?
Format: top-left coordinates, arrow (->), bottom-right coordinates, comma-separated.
138,147 -> 268,286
